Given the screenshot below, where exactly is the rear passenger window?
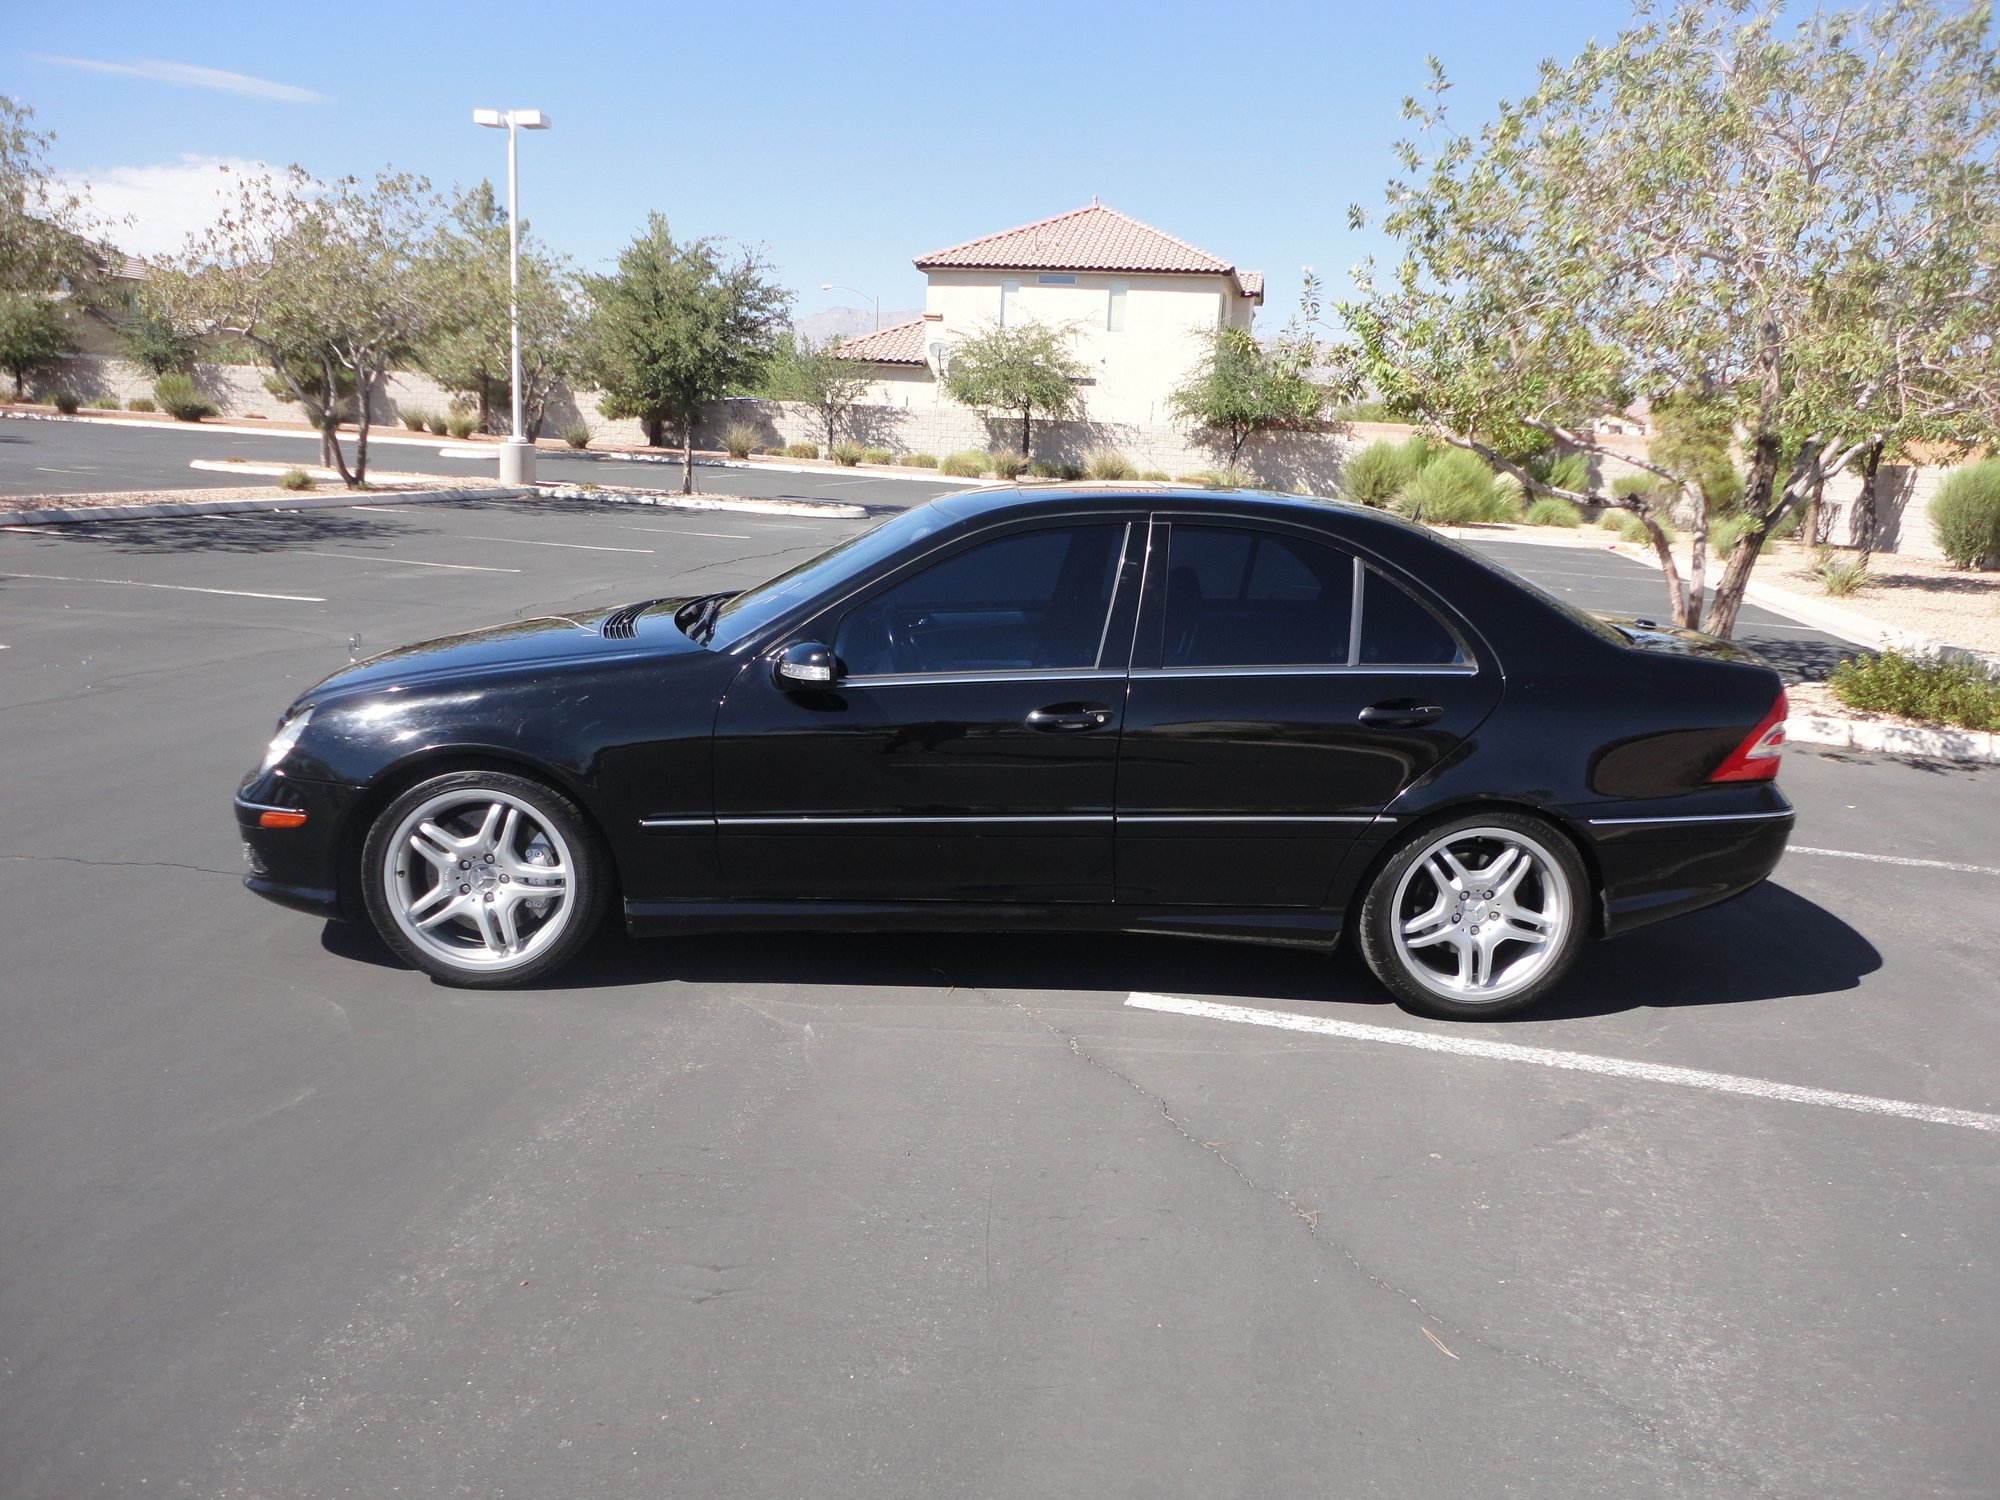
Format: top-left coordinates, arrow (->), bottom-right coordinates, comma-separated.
1162,526 -> 1353,667
1359,569 -> 1465,666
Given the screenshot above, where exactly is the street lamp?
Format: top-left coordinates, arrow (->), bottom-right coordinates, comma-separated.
473,107 -> 551,484
821,283 -> 879,332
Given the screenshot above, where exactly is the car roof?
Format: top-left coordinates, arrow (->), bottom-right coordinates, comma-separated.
929,483 -> 1430,542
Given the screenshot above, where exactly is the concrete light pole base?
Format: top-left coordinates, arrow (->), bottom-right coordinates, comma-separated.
499,438 -> 537,485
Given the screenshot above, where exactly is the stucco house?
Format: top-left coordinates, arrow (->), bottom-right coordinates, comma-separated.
835,203 -> 1264,426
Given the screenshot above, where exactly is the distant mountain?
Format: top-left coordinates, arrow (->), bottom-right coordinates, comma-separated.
794,306 -> 924,345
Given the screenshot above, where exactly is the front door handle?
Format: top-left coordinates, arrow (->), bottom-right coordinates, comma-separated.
1026,702 -> 1115,733
1358,699 -> 1445,727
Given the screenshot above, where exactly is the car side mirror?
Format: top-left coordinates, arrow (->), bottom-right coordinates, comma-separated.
773,640 -> 841,690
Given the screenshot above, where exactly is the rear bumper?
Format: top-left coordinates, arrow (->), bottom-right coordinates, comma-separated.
234,772 -> 362,920
1584,802 -> 1794,936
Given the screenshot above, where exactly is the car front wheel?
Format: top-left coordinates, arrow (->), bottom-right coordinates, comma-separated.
360,770 -> 607,987
1358,812 -> 1587,1019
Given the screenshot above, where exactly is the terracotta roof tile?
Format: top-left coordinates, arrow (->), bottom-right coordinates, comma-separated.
914,204 -> 1245,281
1235,269 -> 1264,301
833,318 -> 927,365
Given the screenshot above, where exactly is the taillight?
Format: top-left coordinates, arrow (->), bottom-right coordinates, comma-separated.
1709,689 -> 1788,782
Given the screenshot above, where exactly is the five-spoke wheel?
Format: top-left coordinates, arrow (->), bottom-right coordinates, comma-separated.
1359,812 -> 1586,1018
361,771 -> 606,986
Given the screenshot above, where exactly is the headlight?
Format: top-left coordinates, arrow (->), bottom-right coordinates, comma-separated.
261,707 -> 314,772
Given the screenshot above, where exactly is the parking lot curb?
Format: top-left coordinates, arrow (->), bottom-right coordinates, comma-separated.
1787,711 -> 1998,763
1,485 -> 530,526
535,483 -> 868,519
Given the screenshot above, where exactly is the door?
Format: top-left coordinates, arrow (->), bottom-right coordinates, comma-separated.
713,520 -> 1140,903
1115,519 -> 1501,907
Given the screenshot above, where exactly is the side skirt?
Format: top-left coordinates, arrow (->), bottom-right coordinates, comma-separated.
623,898 -> 1343,951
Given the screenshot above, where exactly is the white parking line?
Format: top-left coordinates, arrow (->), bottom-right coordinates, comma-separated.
462,534 -> 654,553
1124,994 -> 2000,1134
1791,845 -> 2000,877
1,571 -> 324,602
299,550 -> 521,573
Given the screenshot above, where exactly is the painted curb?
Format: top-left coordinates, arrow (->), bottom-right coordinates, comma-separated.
586,448 -> 1001,486
1,486 -> 529,527
536,483 -> 866,519
1785,712 -> 1998,764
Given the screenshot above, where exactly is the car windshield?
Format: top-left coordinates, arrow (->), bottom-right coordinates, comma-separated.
696,503 -> 957,649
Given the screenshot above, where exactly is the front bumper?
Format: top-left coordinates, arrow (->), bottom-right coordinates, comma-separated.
234,770 -> 363,919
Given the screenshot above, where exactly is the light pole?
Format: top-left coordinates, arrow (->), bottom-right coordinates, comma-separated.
473,107 -> 551,484
820,283 -> 879,332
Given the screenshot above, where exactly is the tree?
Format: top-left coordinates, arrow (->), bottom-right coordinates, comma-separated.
1,98 -> 93,298
943,321 -> 1087,456
1168,325 -> 1325,466
155,167 -> 441,486
767,332 -> 874,453
1342,0 -> 2000,636
114,288 -> 201,375
0,289 -> 71,396
420,181 -> 584,438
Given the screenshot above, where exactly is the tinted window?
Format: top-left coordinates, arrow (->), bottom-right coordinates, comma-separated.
1161,526 -> 1353,667
1359,569 -> 1466,665
706,504 -> 952,649
835,525 -> 1125,676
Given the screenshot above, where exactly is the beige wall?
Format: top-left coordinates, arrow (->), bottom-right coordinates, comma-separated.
915,267 -> 1256,425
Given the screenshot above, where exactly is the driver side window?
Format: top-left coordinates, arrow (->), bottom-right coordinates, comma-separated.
834,525 -> 1126,677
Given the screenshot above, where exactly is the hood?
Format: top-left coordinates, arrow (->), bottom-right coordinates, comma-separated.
297,598 -> 706,705
1593,613 -> 1764,665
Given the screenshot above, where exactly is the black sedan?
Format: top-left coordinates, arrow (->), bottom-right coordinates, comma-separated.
235,485 -> 1793,1019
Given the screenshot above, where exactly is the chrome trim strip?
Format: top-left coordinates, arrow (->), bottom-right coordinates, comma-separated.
839,670 -> 1127,689
234,795 -> 304,816
637,816 -> 713,830
1130,664 -> 1479,680
1117,813 -> 1376,824
1588,810 -> 1796,827
721,813 -> 1115,826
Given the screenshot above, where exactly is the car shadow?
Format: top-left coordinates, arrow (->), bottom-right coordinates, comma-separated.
319,879 -> 1879,1020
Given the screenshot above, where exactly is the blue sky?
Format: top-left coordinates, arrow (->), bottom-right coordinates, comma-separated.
6,0 -> 1643,326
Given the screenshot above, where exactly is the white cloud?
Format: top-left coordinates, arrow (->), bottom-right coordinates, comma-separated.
58,156 -> 275,259
35,54 -> 329,105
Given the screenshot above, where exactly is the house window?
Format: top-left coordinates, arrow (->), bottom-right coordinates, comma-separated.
1037,273 -> 1076,285
1107,281 -> 1128,332
1000,278 -> 1020,326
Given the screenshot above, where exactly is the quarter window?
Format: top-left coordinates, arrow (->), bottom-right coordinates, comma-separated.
1359,568 -> 1466,666
834,525 -> 1127,677
1160,526 -> 1354,667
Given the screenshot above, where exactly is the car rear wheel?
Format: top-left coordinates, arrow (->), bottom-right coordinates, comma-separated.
1358,812 -> 1587,1019
361,770 -> 607,987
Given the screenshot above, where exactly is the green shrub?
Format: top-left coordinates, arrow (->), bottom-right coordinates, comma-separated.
446,413 -> 478,440
1341,439 -> 1418,507
861,446 -> 893,465
761,444 -> 786,456
1524,496 -> 1583,527
425,413 -> 449,436
1140,468 -> 1171,481
97,396 -> 122,410
1611,474 -> 1661,506
277,467 -> 314,491
1547,453 -> 1590,494
127,396 -> 156,413
723,422 -> 760,459
1025,461 -> 1061,479
1830,650 -> 2000,731
784,441 -> 819,459
1614,511 -> 1676,545
1058,461 -> 1085,480
1083,446 -> 1132,480
53,391 -> 79,414
1176,471 -> 1219,486
564,422 -> 591,450
1491,471 -> 1526,519
988,449 -> 1030,479
400,407 -> 430,431
1928,460 -> 2000,568
1816,553 -> 1870,596
899,452 -> 939,468
153,373 -> 215,422
1393,447 -> 1506,524
830,439 -> 865,466
940,449 -> 987,477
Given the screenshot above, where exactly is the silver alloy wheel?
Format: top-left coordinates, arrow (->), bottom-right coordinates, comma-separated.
380,788 -> 575,972
1389,824 -> 1571,1004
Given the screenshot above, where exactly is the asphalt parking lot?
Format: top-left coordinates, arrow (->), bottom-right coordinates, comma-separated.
2,491 -> 1995,1498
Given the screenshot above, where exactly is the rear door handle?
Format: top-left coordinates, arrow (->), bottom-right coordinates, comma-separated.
1026,702 -> 1115,733
1358,700 -> 1445,727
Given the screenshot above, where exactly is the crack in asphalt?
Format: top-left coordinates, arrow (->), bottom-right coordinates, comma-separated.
960,980 -> 1769,1496
5,852 -> 238,877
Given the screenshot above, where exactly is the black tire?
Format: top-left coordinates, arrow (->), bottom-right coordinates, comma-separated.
1357,809 -> 1589,1020
360,769 -> 610,987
